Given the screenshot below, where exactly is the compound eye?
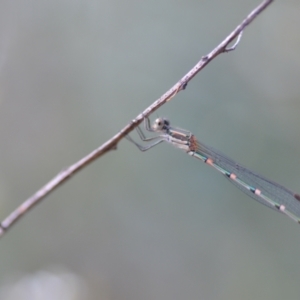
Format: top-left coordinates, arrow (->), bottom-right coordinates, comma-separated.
153,118 -> 165,131
163,119 -> 170,126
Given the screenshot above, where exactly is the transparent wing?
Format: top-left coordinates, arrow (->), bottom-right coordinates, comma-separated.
194,141 -> 300,221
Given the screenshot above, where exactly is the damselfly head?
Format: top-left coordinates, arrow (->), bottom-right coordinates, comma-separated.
153,117 -> 170,132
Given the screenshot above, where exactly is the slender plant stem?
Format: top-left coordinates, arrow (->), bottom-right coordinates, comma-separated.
0,0 -> 274,238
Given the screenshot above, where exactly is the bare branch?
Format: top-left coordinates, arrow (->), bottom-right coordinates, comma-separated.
0,0 -> 274,238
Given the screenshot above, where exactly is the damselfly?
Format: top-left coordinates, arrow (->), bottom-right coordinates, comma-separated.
126,117 -> 300,224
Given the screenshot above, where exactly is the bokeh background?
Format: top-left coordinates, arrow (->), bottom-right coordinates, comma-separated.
1,1 -> 300,299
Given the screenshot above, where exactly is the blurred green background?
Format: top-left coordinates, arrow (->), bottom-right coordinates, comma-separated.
1,1 -> 300,299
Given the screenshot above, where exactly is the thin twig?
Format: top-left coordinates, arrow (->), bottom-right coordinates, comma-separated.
0,0 -> 274,238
